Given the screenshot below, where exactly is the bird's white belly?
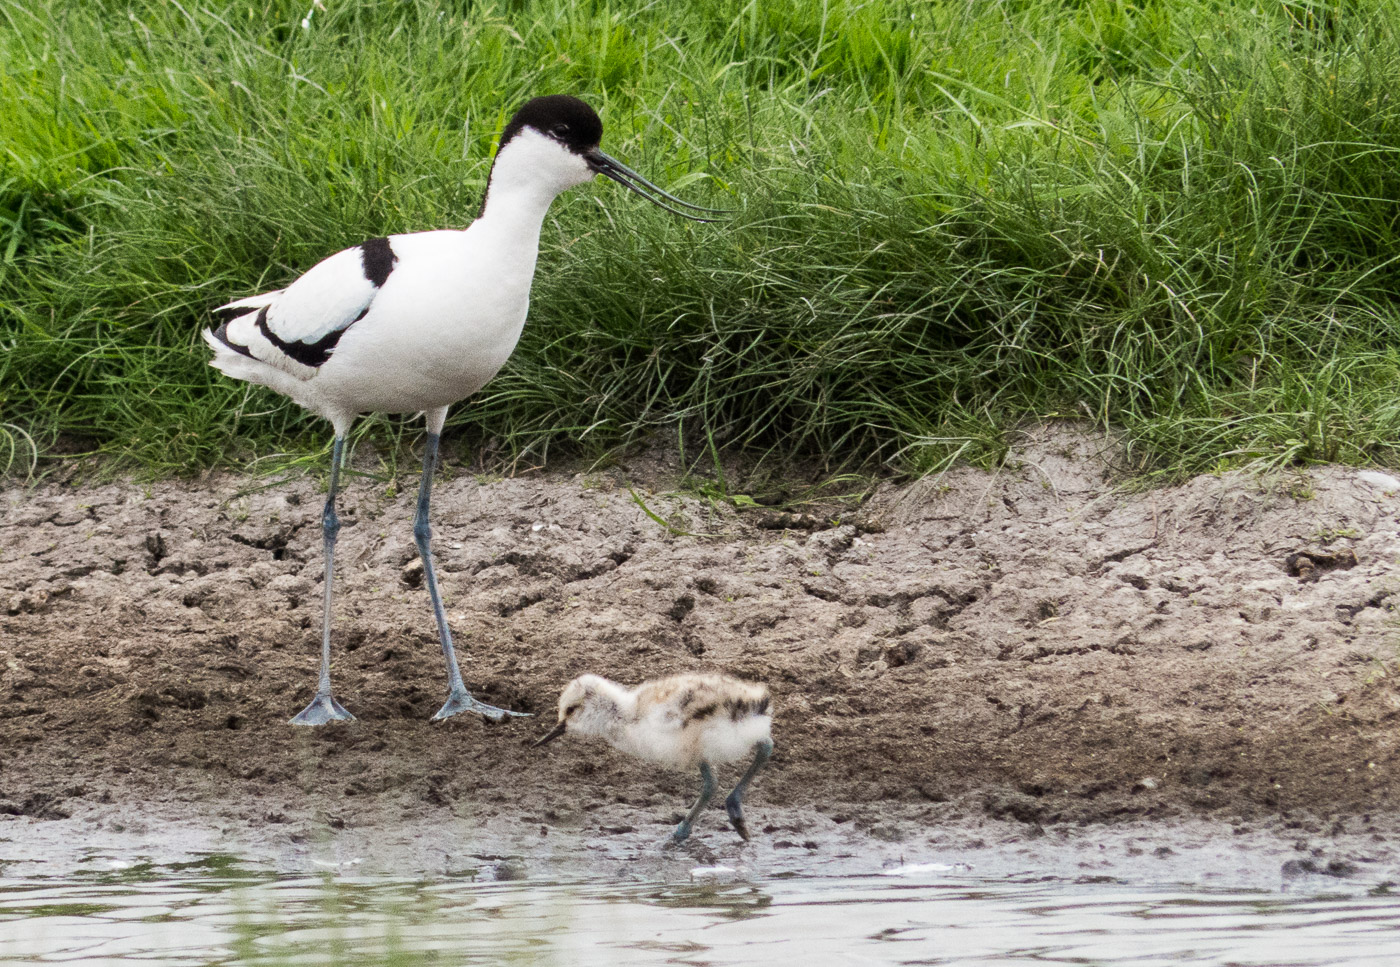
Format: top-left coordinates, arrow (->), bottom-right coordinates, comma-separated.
623,714 -> 772,770
699,715 -> 773,766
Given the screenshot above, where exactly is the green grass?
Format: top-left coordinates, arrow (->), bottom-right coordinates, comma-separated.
3,0 -> 1400,480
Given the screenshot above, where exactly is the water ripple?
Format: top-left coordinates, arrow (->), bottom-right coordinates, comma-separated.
2,868 -> 1399,966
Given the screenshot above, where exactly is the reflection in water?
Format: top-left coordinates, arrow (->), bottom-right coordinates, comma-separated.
2,862 -> 1400,966
640,884 -> 775,921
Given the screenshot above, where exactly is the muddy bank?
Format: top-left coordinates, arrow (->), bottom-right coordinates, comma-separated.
2,425 -> 1399,875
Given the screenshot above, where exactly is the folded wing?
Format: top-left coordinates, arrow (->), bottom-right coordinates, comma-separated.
207,238 -> 397,379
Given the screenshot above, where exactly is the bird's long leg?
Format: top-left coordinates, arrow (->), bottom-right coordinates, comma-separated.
415,428 -> 530,724
672,762 -> 717,843
290,435 -> 356,725
724,739 -> 773,841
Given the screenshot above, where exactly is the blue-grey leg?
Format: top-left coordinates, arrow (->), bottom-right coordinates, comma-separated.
725,739 -> 773,841
415,432 -> 530,723
672,762 -> 717,842
290,435 -> 355,725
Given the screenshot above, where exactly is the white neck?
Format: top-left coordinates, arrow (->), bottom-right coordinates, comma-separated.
473,189 -> 551,281
475,129 -> 594,263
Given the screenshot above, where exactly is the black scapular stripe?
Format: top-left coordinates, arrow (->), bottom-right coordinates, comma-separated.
255,305 -> 349,368
723,695 -> 771,721
683,703 -> 719,725
360,236 -> 397,287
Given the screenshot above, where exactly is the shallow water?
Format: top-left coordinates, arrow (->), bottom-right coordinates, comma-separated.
3,860 -> 1399,966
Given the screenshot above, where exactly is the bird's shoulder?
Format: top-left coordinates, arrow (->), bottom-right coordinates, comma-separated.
269,237 -> 396,334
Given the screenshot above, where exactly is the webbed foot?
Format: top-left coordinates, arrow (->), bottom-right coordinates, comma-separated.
290,691 -> 355,726
432,687 -> 531,723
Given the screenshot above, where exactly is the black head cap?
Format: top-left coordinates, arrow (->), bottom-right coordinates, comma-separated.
498,95 -> 603,155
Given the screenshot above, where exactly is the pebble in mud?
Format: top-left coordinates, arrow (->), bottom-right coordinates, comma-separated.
1356,470 -> 1400,494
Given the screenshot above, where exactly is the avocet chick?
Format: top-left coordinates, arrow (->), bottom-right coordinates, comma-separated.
535,672 -> 774,842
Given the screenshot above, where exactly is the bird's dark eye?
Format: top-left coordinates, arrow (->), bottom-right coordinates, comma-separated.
564,703 -> 581,717
551,123 -> 571,138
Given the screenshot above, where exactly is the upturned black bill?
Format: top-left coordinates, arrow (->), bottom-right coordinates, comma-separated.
587,150 -> 732,222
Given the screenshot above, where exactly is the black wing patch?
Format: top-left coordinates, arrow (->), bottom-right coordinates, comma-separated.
361,237 -> 397,287
253,305 -> 352,368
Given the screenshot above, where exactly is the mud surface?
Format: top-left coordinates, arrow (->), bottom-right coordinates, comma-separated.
3,426 -> 1400,880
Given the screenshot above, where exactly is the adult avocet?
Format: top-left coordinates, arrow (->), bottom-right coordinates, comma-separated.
535,672 -> 775,842
204,95 -> 728,726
